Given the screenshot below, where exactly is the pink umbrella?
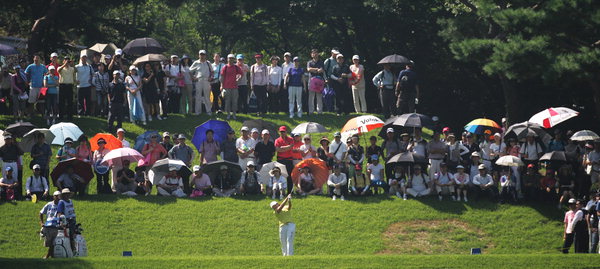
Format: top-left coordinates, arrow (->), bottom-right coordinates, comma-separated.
529,107 -> 578,128
100,147 -> 144,166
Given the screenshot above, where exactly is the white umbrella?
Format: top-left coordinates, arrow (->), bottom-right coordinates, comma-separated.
495,155 -> 523,167
20,128 -> 55,152
291,122 -> 328,134
148,158 -> 191,185
529,107 -> 578,128
258,161 -> 288,185
0,130 -> 5,148
570,130 -> 600,142
49,122 -> 83,145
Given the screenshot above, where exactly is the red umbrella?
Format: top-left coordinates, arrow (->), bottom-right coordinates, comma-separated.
51,158 -> 94,186
90,133 -> 123,152
290,158 -> 329,188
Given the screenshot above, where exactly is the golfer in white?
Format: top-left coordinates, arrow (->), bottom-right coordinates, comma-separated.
270,194 -> 295,256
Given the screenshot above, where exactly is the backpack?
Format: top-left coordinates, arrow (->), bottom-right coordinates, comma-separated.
53,229 -> 74,258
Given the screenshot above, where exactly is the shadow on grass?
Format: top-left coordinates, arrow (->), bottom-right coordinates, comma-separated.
0,258 -> 93,269
415,196 -> 469,214
350,194 -> 395,204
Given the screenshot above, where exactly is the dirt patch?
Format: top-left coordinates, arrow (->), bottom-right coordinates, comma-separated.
379,219 -> 494,254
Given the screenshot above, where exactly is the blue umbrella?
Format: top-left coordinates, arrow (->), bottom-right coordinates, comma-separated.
192,120 -> 231,152
0,43 -> 18,56
134,130 -> 159,152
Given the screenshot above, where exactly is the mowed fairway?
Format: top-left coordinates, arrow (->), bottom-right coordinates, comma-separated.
0,113 -> 592,268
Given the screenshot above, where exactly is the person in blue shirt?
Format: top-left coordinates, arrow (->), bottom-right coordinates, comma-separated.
57,188 -> 77,252
548,130 -> 566,152
39,191 -> 61,259
43,66 -> 59,125
24,55 -> 47,117
284,57 -> 305,119
395,62 -> 420,114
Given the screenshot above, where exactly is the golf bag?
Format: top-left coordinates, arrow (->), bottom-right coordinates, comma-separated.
323,86 -> 335,112
73,224 -> 88,257
53,229 -> 73,258
248,91 -> 258,113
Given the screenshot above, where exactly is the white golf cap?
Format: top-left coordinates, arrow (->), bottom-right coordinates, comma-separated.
33,164 -> 41,169
284,52 -> 292,57
471,152 -> 481,157
170,55 -> 179,59
50,52 -> 58,58
247,161 -> 255,167
251,128 -> 259,133
199,50 -> 207,54
178,134 -> 186,139
117,128 -> 125,133
386,128 -> 394,133
478,164 -> 486,170
115,49 -> 123,55
129,65 -> 138,71
104,54 -> 112,59
163,132 -> 170,137
352,55 -> 359,60
80,51 -> 87,58
227,54 -> 235,59
241,126 -> 249,132
112,70 -> 121,76
48,65 -> 56,70
261,129 -> 270,135
193,165 -> 201,172
61,188 -> 72,194
336,54 -> 344,58
269,201 -> 278,208
331,49 -> 340,54
53,191 -> 62,196
568,198 -> 576,204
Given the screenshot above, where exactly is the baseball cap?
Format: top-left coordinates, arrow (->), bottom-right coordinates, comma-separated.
97,138 -> 107,144
336,54 -> 344,59
254,53 -> 263,58
278,126 -> 287,132
50,52 -> 58,58
442,127 -> 451,133
284,52 -> 292,57
129,65 -> 138,71
53,191 -> 61,196
117,128 -> 125,133
303,134 -> 311,140
193,165 -> 201,172
471,152 -> 480,157
104,54 -> 112,59
478,164 -> 486,170
178,134 -> 186,140
80,51 -> 87,58
251,128 -> 259,133
568,198 -> 576,204
64,137 -> 73,143
163,132 -> 170,138
61,188 -> 72,194
456,165 -> 465,169
261,129 -> 270,135
269,201 -> 278,208
241,126 -> 250,132
331,49 -> 340,54
33,164 -> 41,170
352,55 -> 359,60
527,164 -> 535,169
334,132 -> 341,137
112,70 -> 121,75
227,54 -> 235,59
5,166 -> 12,172
292,133 -> 300,137
115,49 -> 123,55
247,161 -> 255,167
386,128 -> 394,133
236,54 -> 244,59
371,154 -> 379,161
293,56 -> 299,62
199,50 -> 207,55
48,65 -> 56,70
170,55 -> 179,59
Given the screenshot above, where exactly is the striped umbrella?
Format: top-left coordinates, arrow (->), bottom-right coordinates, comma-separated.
570,130 -> 600,142
464,118 -> 502,135
529,107 -> 578,128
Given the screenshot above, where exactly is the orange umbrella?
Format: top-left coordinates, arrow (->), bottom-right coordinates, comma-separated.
290,158 -> 329,188
90,133 -> 123,152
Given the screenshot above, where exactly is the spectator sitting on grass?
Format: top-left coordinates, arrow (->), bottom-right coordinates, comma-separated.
240,161 -> 261,195
499,168 -> 517,204
453,165 -> 470,202
190,165 -> 212,197
296,165 -> 321,196
434,162 -> 455,201
389,165 -> 407,200
365,155 -> 389,194
327,164 -> 347,201
25,164 -> 49,201
406,165 -> 431,198
115,160 -> 136,196
213,165 -> 238,197
472,164 -> 497,201
268,167 -> 287,200
157,167 -> 186,197
134,166 -> 150,195
56,166 -> 85,196
350,164 -> 369,196
539,169 -> 557,202
0,167 -> 18,201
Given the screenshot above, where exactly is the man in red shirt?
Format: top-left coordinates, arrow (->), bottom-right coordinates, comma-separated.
275,126 -> 294,193
219,54 -> 243,120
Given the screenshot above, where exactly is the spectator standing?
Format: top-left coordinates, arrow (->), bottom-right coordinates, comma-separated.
141,63 -> 161,121
323,49 -> 339,90
255,130 -> 275,169
189,50 -> 213,115
107,71 -> 126,132
75,135 -> 92,162
0,135 -> 23,199
562,199 -> 589,253
92,138 -> 111,194
24,55 -> 47,117
221,130 -> 239,163
284,57 -> 305,119
31,133 -> 52,180
329,132 -> 348,170
235,54 -> 250,114
199,129 -> 220,164
211,53 -> 225,113
220,54 -> 243,120
306,49 -> 325,114
236,127 -> 256,170
10,64 -> 27,122
427,132 -> 448,179
116,128 -> 130,148
56,138 -> 76,161
381,128 -> 401,180
43,66 -> 59,125
168,134 -> 194,192
275,126 -> 295,193
57,57 -> 75,121
281,52 -> 294,113
74,53 -> 94,116
299,135 -> 317,160
47,52 -> 60,76
267,56 -> 283,113
164,55 -> 182,114
520,133 -> 543,168
125,66 -> 146,125
395,62 -> 420,114
108,49 -> 125,79
250,53 -> 268,116
179,55 -> 193,115
349,55 -> 366,113
372,64 -> 396,118
330,54 -> 351,116
366,136 -> 383,164
92,63 -> 109,117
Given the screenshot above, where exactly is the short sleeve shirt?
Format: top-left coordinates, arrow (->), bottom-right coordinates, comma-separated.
25,64 -> 47,88
368,163 -> 384,181
275,136 -> 295,160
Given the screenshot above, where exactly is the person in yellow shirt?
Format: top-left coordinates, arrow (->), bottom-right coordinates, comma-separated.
270,194 -> 295,256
